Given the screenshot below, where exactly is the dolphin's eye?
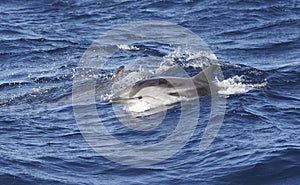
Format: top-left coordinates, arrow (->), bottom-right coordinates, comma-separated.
138,96 -> 142,99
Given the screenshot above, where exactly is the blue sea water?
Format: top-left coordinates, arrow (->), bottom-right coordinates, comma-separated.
0,0 -> 299,184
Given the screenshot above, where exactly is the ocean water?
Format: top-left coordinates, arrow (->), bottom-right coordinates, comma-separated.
0,0 -> 299,184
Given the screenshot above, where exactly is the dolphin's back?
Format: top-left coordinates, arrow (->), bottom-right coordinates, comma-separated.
129,78 -> 174,97
125,65 -> 219,99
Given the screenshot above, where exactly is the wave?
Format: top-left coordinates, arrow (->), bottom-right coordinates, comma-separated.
218,148 -> 300,185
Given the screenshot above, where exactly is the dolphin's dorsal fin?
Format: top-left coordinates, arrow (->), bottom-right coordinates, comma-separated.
111,65 -> 125,80
192,65 -> 218,82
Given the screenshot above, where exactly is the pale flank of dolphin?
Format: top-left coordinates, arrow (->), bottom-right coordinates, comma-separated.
110,65 -> 219,114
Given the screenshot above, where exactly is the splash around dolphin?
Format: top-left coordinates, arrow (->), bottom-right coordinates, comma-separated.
110,65 -> 219,115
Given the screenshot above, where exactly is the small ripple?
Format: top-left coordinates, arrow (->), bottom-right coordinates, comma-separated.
0,81 -> 31,90
0,173 -> 32,185
218,148 -> 300,184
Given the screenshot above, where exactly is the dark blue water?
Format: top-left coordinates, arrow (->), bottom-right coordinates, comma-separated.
1,0 -> 299,184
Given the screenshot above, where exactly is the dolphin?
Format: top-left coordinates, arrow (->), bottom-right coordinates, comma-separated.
110,65 -> 219,114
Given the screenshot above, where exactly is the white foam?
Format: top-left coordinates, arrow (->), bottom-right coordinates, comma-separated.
158,47 -> 218,71
99,93 -> 113,102
216,75 -> 267,95
117,44 -> 139,51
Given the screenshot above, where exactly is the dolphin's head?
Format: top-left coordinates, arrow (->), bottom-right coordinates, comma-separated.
110,88 -> 162,113
110,95 -> 154,113
109,92 -> 147,105
110,78 -> 180,113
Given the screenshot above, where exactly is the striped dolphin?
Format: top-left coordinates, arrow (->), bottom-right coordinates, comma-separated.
110,65 -> 219,114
